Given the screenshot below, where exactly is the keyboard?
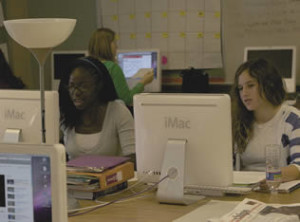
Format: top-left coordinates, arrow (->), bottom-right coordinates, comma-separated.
185,184 -> 252,197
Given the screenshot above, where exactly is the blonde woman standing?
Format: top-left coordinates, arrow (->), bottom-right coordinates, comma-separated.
88,28 -> 153,106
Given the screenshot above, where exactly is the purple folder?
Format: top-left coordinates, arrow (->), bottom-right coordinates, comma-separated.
67,155 -> 130,172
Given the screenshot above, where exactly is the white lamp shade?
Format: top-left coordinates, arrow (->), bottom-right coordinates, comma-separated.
4,18 -> 76,49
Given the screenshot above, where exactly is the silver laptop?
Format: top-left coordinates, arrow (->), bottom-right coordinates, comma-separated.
0,143 -> 67,222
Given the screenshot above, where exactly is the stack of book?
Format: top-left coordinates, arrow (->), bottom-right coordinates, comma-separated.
66,155 -> 134,200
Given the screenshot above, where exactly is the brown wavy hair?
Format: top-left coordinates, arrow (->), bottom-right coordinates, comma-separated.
88,28 -> 116,62
230,58 -> 286,153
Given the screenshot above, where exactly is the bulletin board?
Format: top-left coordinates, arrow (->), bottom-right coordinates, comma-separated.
221,0 -> 300,84
97,0 -> 222,70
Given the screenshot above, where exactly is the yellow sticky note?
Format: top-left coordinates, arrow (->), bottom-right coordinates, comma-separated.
198,11 -> 205,17
180,32 -> 186,38
197,32 -> 204,38
130,33 -> 136,39
129,14 -> 135,20
112,15 -> 118,21
214,33 -> 220,39
162,32 -> 169,38
145,33 -> 152,38
180,11 -> 186,17
145,12 -> 151,18
162,12 -> 168,18
215,11 -> 220,18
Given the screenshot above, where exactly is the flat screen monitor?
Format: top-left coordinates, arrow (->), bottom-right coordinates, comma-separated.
244,46 -> 296,93
0,143 -> 67,222
117,49 -> 161,92
51,50 -> 88,90
133,93 -> 233,203
0,90 -> 60,144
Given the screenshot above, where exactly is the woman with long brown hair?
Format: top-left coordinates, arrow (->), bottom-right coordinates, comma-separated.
231,58 -> 300,182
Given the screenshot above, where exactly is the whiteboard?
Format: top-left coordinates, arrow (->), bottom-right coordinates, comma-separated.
97,0 -> 222,70
221,0 -> 300,84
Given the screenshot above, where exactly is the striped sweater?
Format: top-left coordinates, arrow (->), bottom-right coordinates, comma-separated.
237,104 -> 300,172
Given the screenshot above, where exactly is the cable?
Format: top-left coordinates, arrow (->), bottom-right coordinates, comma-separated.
68,174 -> 169,217
68,170 -> 155,213
68,174 -> 168,216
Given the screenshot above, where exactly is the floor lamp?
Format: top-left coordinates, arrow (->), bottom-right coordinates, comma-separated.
4,18 -> 76,143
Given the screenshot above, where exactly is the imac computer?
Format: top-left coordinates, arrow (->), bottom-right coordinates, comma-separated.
117,49 -> 161,92
244,46 -> 296,93
51,50 -> 88,90
0,143 -> 68,222
133,93 -> 233,204
0,90 -> 60,144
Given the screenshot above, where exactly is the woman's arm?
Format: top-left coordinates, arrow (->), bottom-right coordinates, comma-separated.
109,63 -> 144,105
125,153 -> 136,170
283,109 -> 300,181
115,101 -> 135,156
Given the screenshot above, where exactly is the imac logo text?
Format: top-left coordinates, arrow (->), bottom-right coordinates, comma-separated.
4,109 -> 25,120
164,117 -> 191,129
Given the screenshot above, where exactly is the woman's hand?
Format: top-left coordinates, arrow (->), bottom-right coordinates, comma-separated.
140,71 -> 154,85
281,165 -> 300,182
255,165 -> 300,192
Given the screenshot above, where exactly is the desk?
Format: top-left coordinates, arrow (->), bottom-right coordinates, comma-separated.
68,187 -> 300,222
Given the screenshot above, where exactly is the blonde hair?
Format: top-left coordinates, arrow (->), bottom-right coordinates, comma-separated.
88,28 -> 116,62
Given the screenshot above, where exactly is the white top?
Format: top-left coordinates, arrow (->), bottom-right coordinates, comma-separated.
239,104 -> 300,172
61,100 -> 135,159
76,132 -> 102,151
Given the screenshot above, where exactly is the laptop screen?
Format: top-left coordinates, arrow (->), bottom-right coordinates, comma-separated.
0,153 -> 52,222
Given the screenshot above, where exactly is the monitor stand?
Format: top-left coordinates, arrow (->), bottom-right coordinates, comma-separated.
3,128 -> 21,143
156,139 -> 205,205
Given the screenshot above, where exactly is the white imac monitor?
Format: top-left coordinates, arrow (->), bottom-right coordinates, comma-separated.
244,46 -> 296,93
0,90 -> 60,144
134,93 -> 233,204
117,49 -> 161,92
0,143 -> 67,222
51,50 -> 88,90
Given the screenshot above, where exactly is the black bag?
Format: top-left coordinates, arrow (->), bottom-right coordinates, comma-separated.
180,68 -> 209,93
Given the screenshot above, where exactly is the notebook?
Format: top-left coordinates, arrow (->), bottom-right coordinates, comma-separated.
0,143 -> 67,222
67,155 -> 130,172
